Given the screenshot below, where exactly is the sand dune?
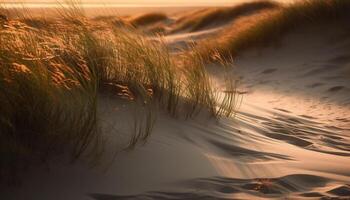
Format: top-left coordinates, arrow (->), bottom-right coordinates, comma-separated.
1,1 -> 350,200
5,94 -> 349,199
170,1 -> 279,33
89,174 -> 349,199
3,31 -> 350,197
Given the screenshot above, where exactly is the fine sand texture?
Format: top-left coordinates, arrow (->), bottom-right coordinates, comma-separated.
2,1 -> 350,200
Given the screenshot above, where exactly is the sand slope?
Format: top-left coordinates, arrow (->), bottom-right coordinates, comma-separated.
2,8 -> 350,200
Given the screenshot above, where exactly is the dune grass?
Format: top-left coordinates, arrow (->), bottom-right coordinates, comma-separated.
198,0 -> 350,61
0,15 -> 101,183
171,0 -> 279,33
0,4 -> 239,183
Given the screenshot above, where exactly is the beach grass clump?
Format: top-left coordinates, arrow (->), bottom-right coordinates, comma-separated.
171,0 -> 279,33
181,47 -> 217,118
0,4 -> 239,183
97,28 -> 237,119
199,0 -> 350,60
0,21 -> 100,183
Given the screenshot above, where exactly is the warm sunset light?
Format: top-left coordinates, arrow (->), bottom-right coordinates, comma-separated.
1,0 -> 350,199
3,0 -> 241,5
2,0 -> 295,6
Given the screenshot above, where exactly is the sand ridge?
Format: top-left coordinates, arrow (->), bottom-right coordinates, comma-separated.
2,2 -> 350,200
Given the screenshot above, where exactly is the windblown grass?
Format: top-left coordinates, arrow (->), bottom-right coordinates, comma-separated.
181,47 -> 241,119
198,0 -> 350,60
0,12 -> 104,181
171,0 -> 279,33
0,3 -> 239,183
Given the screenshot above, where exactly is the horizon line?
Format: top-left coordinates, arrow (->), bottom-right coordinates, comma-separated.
0,2 -> 236,8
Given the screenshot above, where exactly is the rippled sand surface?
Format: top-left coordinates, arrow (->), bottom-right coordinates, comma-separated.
2,5 -> 350,200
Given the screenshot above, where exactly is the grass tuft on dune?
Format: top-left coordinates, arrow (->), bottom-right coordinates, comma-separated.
0,3 -> 238,183
198,0 -> 350,61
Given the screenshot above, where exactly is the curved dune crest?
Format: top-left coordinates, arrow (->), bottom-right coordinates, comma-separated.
195,0 -> 350,60
171,0 -> 280,33
128,12 -> 168,27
